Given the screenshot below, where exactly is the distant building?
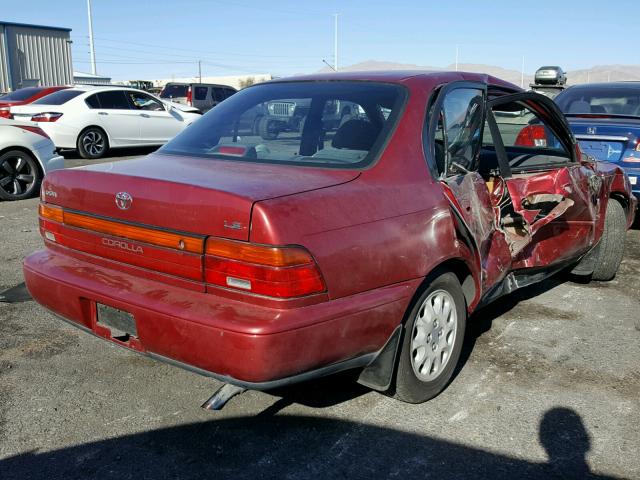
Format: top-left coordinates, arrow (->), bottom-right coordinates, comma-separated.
73,71 -> 112,86
0,21 -> 73,92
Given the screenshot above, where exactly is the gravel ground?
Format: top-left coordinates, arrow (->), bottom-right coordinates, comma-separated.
0,152 -> 638,479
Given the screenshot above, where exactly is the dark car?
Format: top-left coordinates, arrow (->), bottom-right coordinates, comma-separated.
0,86 -> 69,118
24,71 -> 635,409
555,82 -> 640,200
534,66 -> 567,86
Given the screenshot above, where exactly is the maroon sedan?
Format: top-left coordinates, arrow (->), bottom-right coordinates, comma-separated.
24,71 -> 636,407
0,86 -> 69,118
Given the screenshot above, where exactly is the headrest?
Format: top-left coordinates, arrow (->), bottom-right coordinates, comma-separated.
332,120 -> 381,151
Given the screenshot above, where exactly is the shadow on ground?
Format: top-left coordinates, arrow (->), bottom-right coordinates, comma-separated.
0,406 -> 619,480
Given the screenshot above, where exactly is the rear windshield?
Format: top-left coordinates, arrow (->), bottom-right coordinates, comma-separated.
33,89 -> 83,105
0,87 -> 45,101
556,86 -> 640,117
160,84 -> 188,98
160,81 -> 406,168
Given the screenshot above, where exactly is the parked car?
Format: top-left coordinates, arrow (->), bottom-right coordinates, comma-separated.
10,86 -> 201,159
0,118 -> 64,200
24,71 -> 635,408
534,66 -> 567,86
555,82 -> 640,201
0,86 -> 70,119
159,82 -> 237,112
257,99 -> 362,140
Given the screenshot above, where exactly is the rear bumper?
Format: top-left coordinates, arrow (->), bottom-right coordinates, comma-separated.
23,248 -> 417,387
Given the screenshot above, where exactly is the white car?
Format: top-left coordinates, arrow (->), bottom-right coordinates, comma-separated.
10,86 -> 202,159
0,118 -> 64,201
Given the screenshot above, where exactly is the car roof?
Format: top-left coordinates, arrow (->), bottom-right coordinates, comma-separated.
67,85 -> 152,95
565,81 -> 640,90
266,70 -> 520,90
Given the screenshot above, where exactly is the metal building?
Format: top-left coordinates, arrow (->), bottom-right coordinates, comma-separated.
0,21 -> 73,93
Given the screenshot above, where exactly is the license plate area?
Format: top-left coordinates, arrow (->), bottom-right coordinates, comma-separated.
97,303 -> 137,342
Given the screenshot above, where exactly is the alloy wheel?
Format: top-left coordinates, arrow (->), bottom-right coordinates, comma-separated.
0,154 -> 36,198
410,289 -> 458,381
82,130 -> 105,157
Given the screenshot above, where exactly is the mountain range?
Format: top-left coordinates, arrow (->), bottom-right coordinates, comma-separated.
320,60 -> 640,86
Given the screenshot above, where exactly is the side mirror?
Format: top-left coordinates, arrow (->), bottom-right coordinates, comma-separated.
165,103 -> 174,112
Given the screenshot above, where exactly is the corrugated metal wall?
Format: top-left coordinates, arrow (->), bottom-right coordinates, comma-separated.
0,25 -> 11,92
1,24 -> 73,91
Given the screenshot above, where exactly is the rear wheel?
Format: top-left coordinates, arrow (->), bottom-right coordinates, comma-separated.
0,149 -> 42,201
77,127 -> 108,159
393,272 -> 467,403
258,117 -> 279,140
590,199 -> 626,281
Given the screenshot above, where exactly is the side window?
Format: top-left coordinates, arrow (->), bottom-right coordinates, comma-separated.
194,86 -> 208,101
96,91 -> 131,109
212,88 -> 225,103
223,88 -> 236,99
85,94 -> 100,109
441,88 -> 485,175
482,100 -> 571,172
127,91 -> 164,111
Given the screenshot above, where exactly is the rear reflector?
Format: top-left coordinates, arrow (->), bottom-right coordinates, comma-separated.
39,204 -> 204,253
14,125 -> 50,138
0,108 -> 12,119
205,238 -> 325,298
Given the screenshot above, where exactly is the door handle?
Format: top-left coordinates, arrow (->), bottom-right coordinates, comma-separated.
98,112 -> 108,115
140,113 -> 150,118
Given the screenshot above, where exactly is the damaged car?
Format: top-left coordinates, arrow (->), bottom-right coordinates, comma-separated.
24,71 -> 636,408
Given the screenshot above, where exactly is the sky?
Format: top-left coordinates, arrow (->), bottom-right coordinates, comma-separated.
3,0 -> 639,81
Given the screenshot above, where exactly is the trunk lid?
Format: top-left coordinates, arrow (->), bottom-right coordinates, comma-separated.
566,116 -> 640,163
43,152 -> 359,241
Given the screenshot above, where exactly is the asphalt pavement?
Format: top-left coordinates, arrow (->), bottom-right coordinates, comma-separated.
0,150 -> 638,479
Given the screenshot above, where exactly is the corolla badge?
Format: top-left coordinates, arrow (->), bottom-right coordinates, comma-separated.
115,192 -> 133,210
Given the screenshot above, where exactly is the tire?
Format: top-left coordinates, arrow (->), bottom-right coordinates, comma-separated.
258,117 -> 279,140
252,115 -> 264,136
77,127 -> 108,159
393,272 -> 467,403
0,149 -> 42,201
590,199 -> 626,281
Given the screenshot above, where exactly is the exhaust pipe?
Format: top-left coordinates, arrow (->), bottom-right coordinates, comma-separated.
201,383 -> 247,411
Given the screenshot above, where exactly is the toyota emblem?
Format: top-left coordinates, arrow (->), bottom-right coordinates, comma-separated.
115,192 -> 133,210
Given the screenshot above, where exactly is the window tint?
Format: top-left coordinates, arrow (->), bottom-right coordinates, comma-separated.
440,88 -> 485,175
556,86 -> 640,116
33,89 -> 83,105
161,81 -> 406,168
0,87 -> 45,101
194,86 -> 208,101
127,91 -> 164,111
212,87 -> 225,102
159,84 -> 188,99
223,88 -> 236,99
85,94 -> 100,108
96,91 -> 131,109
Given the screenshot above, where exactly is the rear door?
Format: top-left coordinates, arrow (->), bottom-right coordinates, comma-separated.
426,81 -> 512,292
126,91 -> 182,144
94,90 -> 141,145
485,92 -> 600,268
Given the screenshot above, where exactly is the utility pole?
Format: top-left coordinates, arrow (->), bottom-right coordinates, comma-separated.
87,0 -> 97,75
521,56 -> 525,88
198,60 -> 202,83
334,14 -> 339,71
455,45 -> 459,71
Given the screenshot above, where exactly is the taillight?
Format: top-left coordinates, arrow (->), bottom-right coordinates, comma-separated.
204,238 -> 326,298
186,87 -> 192,106
14,125 -> 50,138
515,125 -> 548,147
0,107 -> 12,119
31,112 -> 63,122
